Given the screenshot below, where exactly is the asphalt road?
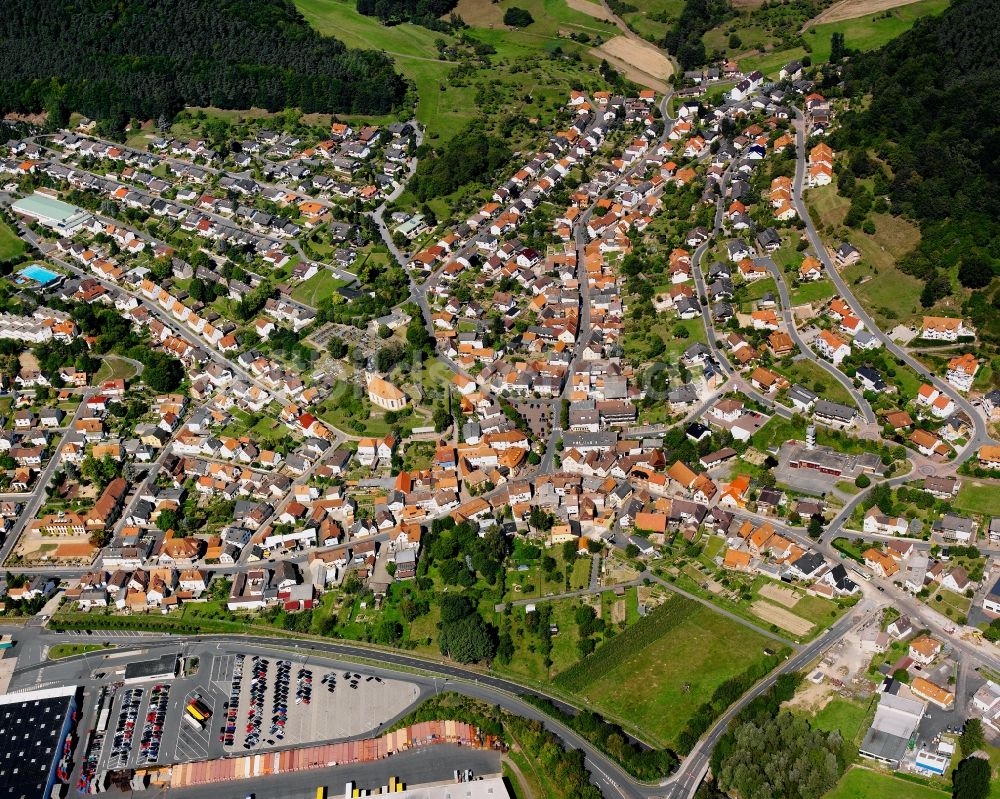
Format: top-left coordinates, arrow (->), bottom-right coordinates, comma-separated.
790,111 -> 995,460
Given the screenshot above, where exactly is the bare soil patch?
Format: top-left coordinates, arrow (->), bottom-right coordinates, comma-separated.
751,600 -> 814,636
759,583 -> 801,608
612,599 -> 626,624
18,351 -> 40,372
452,0 -> 504,27
784,681 -> 836,712
566,0 -> 610,18
806,0 -> 925,27
591,35 -> 674,90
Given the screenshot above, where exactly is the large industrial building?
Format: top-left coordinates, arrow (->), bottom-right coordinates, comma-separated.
0,685 -> 79,799
859,691 -> 924,767
11,191 -> 92,235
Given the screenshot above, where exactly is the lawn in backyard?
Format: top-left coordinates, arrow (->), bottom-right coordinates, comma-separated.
824,767 -> 947,799
290,269 -> 349,307
953,480 -> 1000,516
662,317 -> 707,358
930,587 -> 971,622
790,278 -> 836,306
567,599 -> 773,747
0,219 -> 25,260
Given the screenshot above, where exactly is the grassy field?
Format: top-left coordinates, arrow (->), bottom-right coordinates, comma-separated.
954,480 -> 1000,516
566,599 -> 773,747
932,587 -> 971,618
289,269 -> 349,307
0,219 -> 25,260
93,355 -> 139,385
807,184 -> 928,327
752,414 -> 808,451
620,0 -> 686,40
778,358 -> 855,406
790,278 -> 836,306
825,767 -> 948,799
804,0 -> 951,62
808,697 -> 870,743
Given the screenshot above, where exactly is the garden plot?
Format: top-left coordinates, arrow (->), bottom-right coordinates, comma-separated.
758,584 -> 801,609
751,601 -> 814,637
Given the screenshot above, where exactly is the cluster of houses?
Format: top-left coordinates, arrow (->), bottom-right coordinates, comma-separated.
718,516 -> 860,598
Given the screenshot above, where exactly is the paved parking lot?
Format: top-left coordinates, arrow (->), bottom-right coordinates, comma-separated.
229,653 -> 420,753
84,645 -> 426,778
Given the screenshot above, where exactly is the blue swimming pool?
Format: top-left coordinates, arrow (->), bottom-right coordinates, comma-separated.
18,265 -> 60,285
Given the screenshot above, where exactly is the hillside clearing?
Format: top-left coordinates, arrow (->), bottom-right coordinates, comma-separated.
806,0 -> 932,27
591,35 -> 674,90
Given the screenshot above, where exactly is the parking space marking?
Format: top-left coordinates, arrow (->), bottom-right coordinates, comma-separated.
211,654 -> 234,688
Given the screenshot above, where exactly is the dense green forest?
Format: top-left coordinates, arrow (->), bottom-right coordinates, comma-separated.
664,0 -> 731,69
834,0 -> 1000,340
0,0 -> 406,128
356,0 -> 459,27
410,123 -> 512,201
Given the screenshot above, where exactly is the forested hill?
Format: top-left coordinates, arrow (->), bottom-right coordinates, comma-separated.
0,0 -> 407,128
834,0 -> 1000,319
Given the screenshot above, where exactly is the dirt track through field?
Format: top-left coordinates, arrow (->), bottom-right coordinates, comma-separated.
751,601 -> 814,636
591,35 -> 674,92
804,0 -> 925,27
758,583 -> 801,608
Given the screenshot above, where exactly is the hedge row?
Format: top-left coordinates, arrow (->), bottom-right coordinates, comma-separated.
523,695 -> 678,781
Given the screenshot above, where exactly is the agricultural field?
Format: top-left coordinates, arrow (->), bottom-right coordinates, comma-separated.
555,596 -> 774,746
